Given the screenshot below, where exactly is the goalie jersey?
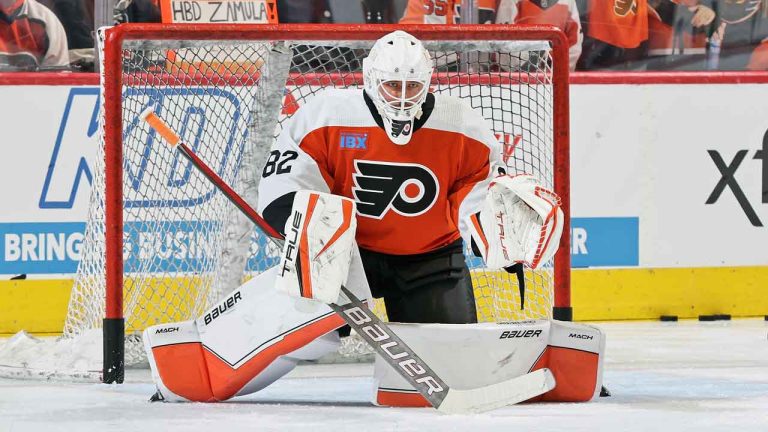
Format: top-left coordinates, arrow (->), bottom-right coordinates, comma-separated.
257,89 -> 503,256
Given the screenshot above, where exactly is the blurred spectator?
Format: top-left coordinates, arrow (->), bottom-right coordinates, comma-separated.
496,0 -> 583,70
747,37 -> 768,69
644,0 -> 716,69
43,0 -> 161,71
115,0 -> 161,23
576,0 -> 767,70
400,0 -> 497,24
277,0 -> 332,23
43,0 -> 93,68
576,0 -> 650,70
362,0 -> 397,23
278,0 -> 362,72
710,0 -> 768,70
0,0 -> 69,70
399,0 -> 581,70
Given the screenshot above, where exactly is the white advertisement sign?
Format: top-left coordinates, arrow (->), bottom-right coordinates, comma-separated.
0,82 -> 766,275
570,84 -> 768,267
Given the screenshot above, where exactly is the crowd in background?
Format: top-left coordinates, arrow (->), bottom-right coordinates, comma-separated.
1,0 -> 767,72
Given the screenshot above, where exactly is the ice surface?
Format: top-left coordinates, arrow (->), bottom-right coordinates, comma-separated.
1,320 -> 767,432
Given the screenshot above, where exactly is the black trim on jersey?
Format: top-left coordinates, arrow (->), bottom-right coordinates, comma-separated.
362,90 -> 435,135
469,212 -> 484,258
295,243 -> 306,297
377,237 -> 465,264
262,191 -> 296,236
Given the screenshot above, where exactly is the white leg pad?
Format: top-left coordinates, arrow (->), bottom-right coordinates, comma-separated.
373,320 -> 605,407
143,262 -> 369,402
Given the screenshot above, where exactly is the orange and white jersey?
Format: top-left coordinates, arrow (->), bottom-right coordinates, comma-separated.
748,38 -> 768,70
0,0 -> 69,70
257,89 -> 503,256
399,0 -> 498,24
496,0 -> 583,70
646,5 -> 708,56
587,0 -> 649,49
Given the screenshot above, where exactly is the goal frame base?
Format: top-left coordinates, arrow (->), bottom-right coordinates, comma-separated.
553,307 -> 573,322
103,318 -> 124,384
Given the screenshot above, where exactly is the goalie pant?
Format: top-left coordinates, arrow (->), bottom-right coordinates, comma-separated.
142,254 -> 370,402
373,320 -> 606,407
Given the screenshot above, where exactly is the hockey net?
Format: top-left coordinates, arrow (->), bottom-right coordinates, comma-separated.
59,24 -> 570,381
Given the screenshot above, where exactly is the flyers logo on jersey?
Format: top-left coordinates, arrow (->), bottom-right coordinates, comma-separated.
352,160 -> 438,219
613,0 -> 637,16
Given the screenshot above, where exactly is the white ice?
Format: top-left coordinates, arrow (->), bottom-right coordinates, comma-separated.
1,319 -> 767,432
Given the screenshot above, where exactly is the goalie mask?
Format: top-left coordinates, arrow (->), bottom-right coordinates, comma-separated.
363,30 -> 433,145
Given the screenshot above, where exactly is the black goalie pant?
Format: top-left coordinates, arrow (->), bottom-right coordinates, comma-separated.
358,239 -> 477,325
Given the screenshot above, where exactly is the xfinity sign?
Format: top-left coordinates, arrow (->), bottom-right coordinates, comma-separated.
706,128 -> 768,227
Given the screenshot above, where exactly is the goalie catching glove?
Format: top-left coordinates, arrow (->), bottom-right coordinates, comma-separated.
468,174 -> 564,269
275,190 -> 357,304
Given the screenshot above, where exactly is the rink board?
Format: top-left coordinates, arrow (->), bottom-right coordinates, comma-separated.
1,74 -> 768,333
4,265 -> 768,334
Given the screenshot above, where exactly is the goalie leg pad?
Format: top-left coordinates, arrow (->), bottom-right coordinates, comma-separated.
373,320 -> 604,407
144,266 -> 354,402
143,319 -> 212,402
530,320 -> 606,402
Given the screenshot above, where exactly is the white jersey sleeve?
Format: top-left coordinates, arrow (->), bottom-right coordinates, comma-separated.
455,108 -> 504,247
425,95 -> 504,247
256,93 -> 333,217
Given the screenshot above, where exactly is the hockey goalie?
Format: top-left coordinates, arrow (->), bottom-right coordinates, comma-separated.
142,30 -> 605,406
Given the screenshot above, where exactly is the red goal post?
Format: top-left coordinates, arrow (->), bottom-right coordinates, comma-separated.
91,23 -> 571,383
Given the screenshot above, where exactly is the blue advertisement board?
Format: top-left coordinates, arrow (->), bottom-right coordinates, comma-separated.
571,217 -> 639,268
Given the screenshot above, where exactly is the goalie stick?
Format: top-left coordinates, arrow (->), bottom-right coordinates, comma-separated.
140,107 -> 556,414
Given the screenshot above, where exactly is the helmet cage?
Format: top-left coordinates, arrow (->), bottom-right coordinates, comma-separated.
372,74 -> 431,121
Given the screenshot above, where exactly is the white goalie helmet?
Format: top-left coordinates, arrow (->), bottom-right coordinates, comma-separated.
363,30 -> 433,145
